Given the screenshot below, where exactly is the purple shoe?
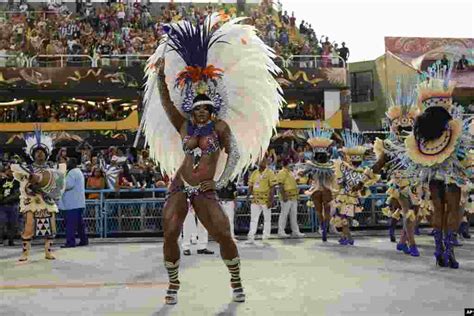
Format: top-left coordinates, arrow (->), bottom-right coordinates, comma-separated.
338,237 -> 347,245
444,231 -> 459,269
346,239 -> 354,246
433,229 -> 447,267
409,245 -> 420,257
397,243 -> 409,254
322,222 -> 328,242
451,233 -> 462,247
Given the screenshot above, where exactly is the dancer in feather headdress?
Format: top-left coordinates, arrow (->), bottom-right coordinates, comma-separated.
405,60 -> 473,268
459,150 -> 473,240
142,14 -> 283,304
296,126 -> 337,242
10,128 -> 66,262
332,130 -> 380,245
372,78 -> 422,256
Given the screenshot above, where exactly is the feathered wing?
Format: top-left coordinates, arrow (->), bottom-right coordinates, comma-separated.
208,16 -> 284,179
142,36 -> 187,176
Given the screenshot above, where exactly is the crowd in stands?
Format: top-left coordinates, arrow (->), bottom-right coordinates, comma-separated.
0,136 -> 357,197
0,0 -> 350,68
0,98 -> 328,123
0,99 -> 136,123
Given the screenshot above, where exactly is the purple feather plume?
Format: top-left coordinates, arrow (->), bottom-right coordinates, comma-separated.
166,16 -> 228,69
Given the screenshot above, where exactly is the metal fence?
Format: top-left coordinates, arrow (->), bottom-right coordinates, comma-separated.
52,186 -> 389,238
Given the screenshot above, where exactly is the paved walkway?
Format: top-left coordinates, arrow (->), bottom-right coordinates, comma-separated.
0,234 -> 473,316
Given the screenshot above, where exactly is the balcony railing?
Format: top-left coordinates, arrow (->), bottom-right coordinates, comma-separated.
287,55 -> 346,69
30,55 -> 95,68
0,53 -> 29,68
0,54 -> 347,69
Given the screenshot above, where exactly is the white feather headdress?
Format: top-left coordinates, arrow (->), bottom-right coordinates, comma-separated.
142,13 -> 284,178
24,128 -> 54,160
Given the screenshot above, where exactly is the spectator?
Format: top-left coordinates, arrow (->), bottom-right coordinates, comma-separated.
115,163 -> 136,191
56,147 -> 68,164
457,54 -> 469,70
299,20 -> 306,35
86,167 -> 106,199
60,157 -> 89,248
0,164 -> 20,246
281,10 -> 289,25
82,161 -> 93,180
279,141 -> 298,164
440,54 -> 449,70
289,11 -> 296,28
332,43 -> 340,66
338,42 -> 350,65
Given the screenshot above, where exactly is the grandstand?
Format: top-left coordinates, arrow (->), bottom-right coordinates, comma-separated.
0,0 -> 368,236
0,0 -> 350,155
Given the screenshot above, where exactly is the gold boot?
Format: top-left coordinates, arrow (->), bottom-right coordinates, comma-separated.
18,239 -> 31,262
45,239 -> 55,260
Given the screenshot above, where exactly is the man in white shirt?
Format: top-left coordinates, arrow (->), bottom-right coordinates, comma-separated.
60,158 -> 88,248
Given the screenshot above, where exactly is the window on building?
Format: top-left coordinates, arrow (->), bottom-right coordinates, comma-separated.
350,71 -> 374,103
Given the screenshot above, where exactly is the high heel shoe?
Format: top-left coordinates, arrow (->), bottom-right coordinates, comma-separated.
433,229 -> 447,267
396,243 -> 410,254
444,231 -> 459,269
409,245 -> 419,257
322,222 -> 328,242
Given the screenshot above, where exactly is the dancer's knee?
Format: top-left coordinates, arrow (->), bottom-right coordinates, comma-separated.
212,227 -> 233,244
164,226 -> 181,242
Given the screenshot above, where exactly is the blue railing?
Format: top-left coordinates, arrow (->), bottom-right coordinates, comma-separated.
55,185 -> 389,238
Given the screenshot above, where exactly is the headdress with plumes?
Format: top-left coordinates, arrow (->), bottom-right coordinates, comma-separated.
143,13 -> 284,177
417,60 -> 456,112
163,19 -> 227,113
386,77 -> 419,135
24,127 -> 53,160
306,125 -> 333,153
341,129 -> 367,160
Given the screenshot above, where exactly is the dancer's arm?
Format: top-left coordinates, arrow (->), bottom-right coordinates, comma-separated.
156,58 -> 185,132
215,120 -> 240,190
371,138 -> 386,174
371,152 -> 386,174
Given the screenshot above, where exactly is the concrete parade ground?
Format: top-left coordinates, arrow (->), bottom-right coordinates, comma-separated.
1,232 -> 473,316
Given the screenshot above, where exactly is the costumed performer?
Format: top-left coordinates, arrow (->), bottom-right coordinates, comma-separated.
405,61 -> 473,268
332,130 -> 380,245
142,13 -> 284,304
459,150 -> 473,239
372,78 -> 421,256
297,126 -> 337,242
11,129 -> 66,262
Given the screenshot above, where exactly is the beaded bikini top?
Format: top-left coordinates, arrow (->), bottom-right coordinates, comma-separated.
182,121 -> 221,157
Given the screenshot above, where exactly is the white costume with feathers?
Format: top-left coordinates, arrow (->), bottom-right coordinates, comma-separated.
142,14 -> 284,181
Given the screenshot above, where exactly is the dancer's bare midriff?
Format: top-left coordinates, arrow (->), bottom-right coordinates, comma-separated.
178,151 -> 219,187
